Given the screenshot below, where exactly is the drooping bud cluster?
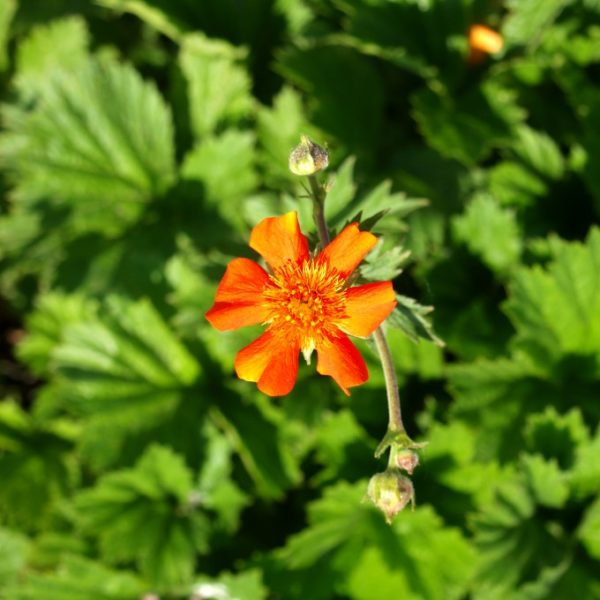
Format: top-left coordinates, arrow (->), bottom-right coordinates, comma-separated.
370,430 -> 426,523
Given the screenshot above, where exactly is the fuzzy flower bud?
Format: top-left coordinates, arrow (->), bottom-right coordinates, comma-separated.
367,469 -> 415,524
394,448 -> 420,475
288,135 -> 329,176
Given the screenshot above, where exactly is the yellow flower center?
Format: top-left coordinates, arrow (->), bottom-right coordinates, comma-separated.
263,258 -> 347,351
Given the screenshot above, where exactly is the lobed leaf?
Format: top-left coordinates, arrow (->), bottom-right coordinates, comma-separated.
75,445 -> 208,589
0,56 -> 176,230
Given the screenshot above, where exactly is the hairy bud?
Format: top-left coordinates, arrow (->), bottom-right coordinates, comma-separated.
394,448 -> 420,475
288,135 -> 329,176
367,470 -> 415,524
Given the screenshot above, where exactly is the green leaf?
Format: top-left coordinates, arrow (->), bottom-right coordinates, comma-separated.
578,496 -> 600,560
345,509 -> 474,600
448,356 -> 549,459
359,240 -> 410,282
275,0 -> 313,36
452,194 -> 522,275
336,0 -> 470,81
470,475 -> 566,599
489,161 -> 548,208
179,33 -> 253,139
257,86 -> 311,186
505,227 -> 600,360
165,245 -> 219,338
513,125 -> 565,181
27,531 -> 91,570
278,482 -> 475,600
214,396 -> 300,499
75,445 -> 208,589
17,293 -> 97,377
277,481 -> 375,569
324,157 -> 357,223
312,410 -> 373,484
571,428 -> 600,500
324,157 -> 426,234
191,569 -> 267,600
10,556 -> 145,600
415,421 -> 503,517
180,130 -> 258,229
0,0 -> 16,72
524,407 -> 589,469
488,126 -> 565,208
277,45 -> 384,157
387,294 -> 444,347
197,424 -> 249,532
53,297 -> 200,446
14,16 -> 90,99
0,401 -> 77,530
97,0 -> 189,40
0,57 -> 176,230
58,295 -> 200,405
412,81 -> 524,166
520,454 -> 569,508
502,0 -> 571,48
0,527 -> 29,590
386,327 -> 444,380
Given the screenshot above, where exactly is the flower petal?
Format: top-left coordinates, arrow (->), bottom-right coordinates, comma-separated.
319,223 -> 377,278
249,212 -> 309,270
205,258 -> 270,330
316,332 -> 368,395
339,282 -> 397,337
235,330 -> 299,396
205,302 -> 268,331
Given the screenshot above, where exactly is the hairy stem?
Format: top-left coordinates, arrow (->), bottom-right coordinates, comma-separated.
372,328 -> 404,433
309,175 -> 330,246
307,174 -> 405,436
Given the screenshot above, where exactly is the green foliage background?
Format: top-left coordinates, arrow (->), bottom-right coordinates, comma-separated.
1,0 -> 599,598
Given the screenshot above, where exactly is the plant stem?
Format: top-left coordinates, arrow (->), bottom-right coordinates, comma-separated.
307,174 -> 405,436
372,327 -> 404,433
309,175 -> 330,245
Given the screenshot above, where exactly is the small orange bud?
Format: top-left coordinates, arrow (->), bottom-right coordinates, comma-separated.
468,24 -> 503,65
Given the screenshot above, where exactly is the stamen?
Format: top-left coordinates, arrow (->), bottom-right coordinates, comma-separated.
262,258 -> 347,348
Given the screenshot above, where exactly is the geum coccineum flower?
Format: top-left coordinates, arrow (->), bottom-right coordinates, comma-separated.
205,212 -> 397,396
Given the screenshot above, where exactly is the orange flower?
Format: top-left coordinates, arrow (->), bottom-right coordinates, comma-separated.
206,212 -> 397,397
468,24 -> 503,65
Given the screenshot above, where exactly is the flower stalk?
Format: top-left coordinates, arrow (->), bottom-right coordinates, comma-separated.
293,136 -> 424,522
307,169 -> 405,444
309,174 -> 330,247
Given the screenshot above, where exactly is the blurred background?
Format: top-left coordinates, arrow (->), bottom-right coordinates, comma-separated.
0,0 -> 599,598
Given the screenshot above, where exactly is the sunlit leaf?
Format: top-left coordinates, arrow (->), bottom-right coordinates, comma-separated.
452,194 -> 522,275
0,401 -> 77,530
0,0 -> 17,71
0,527 -> 29,590
75,445 -> 208,589
14,16 -> 90,98
179,33 -> 253,139
9,555 -> 145,600
0,56 -> 176,231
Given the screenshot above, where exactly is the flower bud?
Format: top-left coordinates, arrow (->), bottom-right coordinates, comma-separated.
394,448 -> 419,475
468,24 -> 503,65
288,135 -> 329,176
367,470 -> 414,524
